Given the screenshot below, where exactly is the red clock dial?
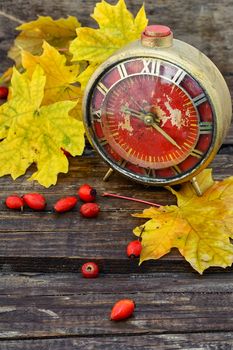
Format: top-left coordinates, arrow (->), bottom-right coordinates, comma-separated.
88,58 -> 215,183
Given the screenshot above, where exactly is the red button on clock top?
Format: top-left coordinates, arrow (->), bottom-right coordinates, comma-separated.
143,25 -> 172,37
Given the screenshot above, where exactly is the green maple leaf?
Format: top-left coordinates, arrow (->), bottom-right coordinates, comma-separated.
0,65 -> 85,187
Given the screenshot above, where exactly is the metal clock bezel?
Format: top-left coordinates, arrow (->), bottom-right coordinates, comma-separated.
84,55 -> 217,186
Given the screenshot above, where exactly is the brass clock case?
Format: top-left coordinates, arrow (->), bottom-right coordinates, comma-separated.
83,30 -> 232,186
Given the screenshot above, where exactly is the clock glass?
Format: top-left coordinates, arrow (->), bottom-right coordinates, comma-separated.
87,57 -> 215,184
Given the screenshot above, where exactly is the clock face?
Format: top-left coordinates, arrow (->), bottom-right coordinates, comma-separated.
86,57 -> 215,184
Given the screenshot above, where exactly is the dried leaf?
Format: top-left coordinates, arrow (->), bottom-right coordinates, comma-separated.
8,16 -> 80,67
22,41 -> 82,120
133,170 -> 233,274
0,65 -> 85,187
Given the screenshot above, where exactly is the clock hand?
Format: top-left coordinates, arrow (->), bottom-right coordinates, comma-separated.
151,123 -> 182,150
121,106 -> 145,119
122,107 -> 160,124
121,107 -> 181,149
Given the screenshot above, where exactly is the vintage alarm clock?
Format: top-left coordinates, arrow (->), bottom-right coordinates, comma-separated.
83,25 -> 232,195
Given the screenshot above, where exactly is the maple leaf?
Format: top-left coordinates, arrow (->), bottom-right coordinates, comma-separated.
21,41 -> 82,120
133,169 -> 233,274
8,16 -> 80,67
70,0 -> 148,88
77,63 -> 99,91
0,65 -> 85,187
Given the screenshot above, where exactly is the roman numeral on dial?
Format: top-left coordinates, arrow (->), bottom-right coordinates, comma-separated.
199,121 -> 213,134
144,168 -> 156,177
172,69 -> 186,85
117,63 -> 128,79
118,159 -> 128,168
192,93 -> 207,106
97,82 -> 108,96
141,59 -> 160,75
92,109 -> 102,122
190,149 -> 204,158
99,137 -> 108,146
172,165 -> 182,174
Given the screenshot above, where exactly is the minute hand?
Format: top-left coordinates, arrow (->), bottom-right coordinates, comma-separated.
151,123 -> 182,150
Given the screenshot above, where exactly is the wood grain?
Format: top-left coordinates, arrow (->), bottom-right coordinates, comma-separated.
0,272 -> 233,339
1,333 -> 233,350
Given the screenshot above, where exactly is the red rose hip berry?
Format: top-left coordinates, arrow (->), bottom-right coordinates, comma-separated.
5,195 -> 24,210
80,202 -> 100,218
81,262 -> 99,278
0,86 -> 9,99
110,299 -> 135,321
78,184 -> 96,202
54,196 -> 78,213
126,240 -> 142,258
23,193 -> 46,210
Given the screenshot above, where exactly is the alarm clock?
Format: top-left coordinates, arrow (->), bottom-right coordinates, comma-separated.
82,25 -> 232,195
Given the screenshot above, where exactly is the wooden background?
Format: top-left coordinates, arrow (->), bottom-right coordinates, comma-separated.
0,0 -> 233,349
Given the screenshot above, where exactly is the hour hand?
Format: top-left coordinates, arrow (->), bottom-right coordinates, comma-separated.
121,106 -> 144,120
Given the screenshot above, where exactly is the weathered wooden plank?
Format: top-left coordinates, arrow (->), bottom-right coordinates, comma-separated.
1,271 -> 233,296
0,280 -> 233,338
1,333 -> 233,350
0,256 -> 194,274
1,272 -> 233,341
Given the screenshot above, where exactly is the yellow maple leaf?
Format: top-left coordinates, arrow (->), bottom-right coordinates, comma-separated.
133,170 -> 233,274
0,65 -> 85,187
8,16 -> 80,67
77,63 -> 99,91
21,41 -> 82,120
92,0 -> 147,38
70,0 -> 148,88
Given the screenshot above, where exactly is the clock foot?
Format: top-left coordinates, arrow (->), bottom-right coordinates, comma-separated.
190,177 -> 203,196
103,168 -> 114,181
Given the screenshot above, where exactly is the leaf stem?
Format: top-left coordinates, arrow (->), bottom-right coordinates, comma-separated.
58,48 -> 69,52
102,192 -> 161,207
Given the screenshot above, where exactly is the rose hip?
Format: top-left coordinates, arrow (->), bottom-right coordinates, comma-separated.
54,196 -> 78,213
80,202 -> 100,218
81,262 -> 99,278
0,86 -> 9,99
22,193 -> 46,210
5,195 -> 24,210
110,299 -> 135,321
126,240 -> 142,258
78,184 -> 97,202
